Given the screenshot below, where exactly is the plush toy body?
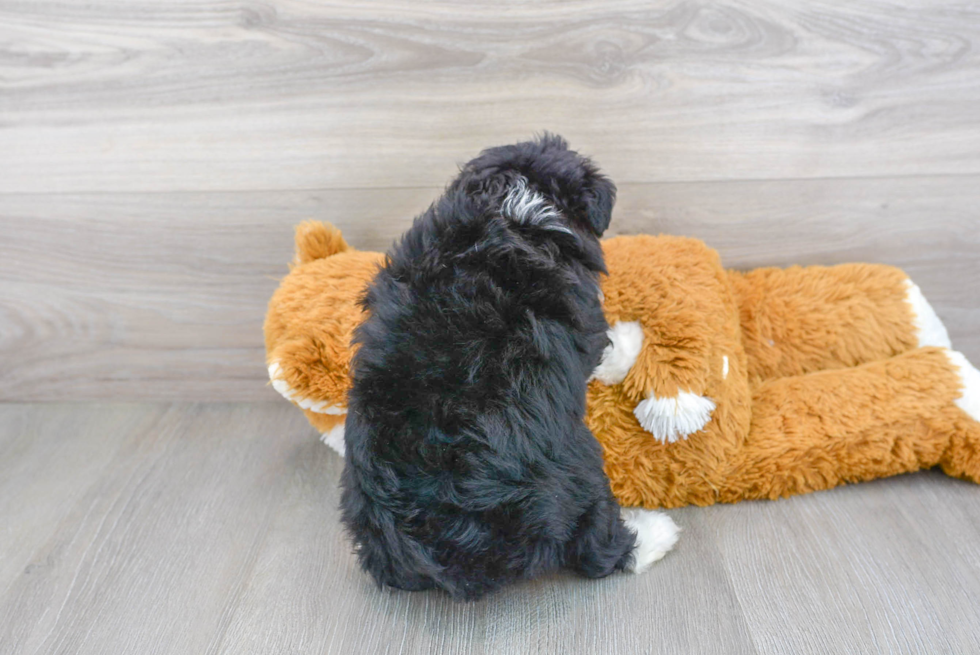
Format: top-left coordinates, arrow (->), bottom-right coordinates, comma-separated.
592,235 -> 980,507
265,223 -> 980,509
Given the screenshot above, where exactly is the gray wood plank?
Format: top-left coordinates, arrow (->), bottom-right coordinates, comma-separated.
1,1 -> 980,193
0,403 -> 310,655
705,471 -> 980,654
0,405 -> 156,601
3,403 -> 980,654
2,176 -> 977,401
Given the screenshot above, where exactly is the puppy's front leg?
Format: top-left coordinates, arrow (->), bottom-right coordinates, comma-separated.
564,494 -> 679,576
563,423 -> 680,577
563,494 -> 639,578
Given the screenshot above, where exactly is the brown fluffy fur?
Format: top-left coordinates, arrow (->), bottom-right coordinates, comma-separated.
264,222 -> 383,434
264,223 -> 980,508
591,235 -> 979,507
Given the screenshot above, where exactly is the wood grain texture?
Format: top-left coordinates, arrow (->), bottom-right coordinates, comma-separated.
1,177 -> 977,401
2,0 -> 978,400
0,403 -> 305,655
2,403 -> 979,654
704,474 -> 980,653
1,1 -> 980,192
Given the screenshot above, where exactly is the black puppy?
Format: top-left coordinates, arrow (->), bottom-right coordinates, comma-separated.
340,135 -> 678,601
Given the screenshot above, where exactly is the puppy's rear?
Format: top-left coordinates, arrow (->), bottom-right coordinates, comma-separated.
341,135 -> 673,600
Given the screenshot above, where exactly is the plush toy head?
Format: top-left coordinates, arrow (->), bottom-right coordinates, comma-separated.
264,222 -> 383,442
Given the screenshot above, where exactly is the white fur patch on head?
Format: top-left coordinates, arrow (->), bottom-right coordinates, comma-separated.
634,391 -> 715,443
501,176 -> 572,234
904,279 -> 952,349
268,361 -> 347,415
945,350 -> 980,422
620,508 -> 680,573
722,355 -> 729,380
592,321 -> 644,385
321,423 -> 346,457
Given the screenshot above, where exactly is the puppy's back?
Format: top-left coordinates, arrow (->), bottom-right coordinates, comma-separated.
340,136 -> 625,600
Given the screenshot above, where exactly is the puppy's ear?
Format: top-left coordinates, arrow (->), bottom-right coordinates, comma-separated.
582,174 -> 616,236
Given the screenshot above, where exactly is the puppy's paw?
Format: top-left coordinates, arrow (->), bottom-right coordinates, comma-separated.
621,508 -> 680,573
320,423 -> 346,457
905,279 -> 952,349
945,350 -> 980,422
633,391 -> 715,443
592,321 -> 644,385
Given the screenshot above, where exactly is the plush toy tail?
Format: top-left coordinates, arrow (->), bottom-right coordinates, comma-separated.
293,221 -> 350,265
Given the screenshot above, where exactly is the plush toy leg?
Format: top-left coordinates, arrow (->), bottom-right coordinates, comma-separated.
722,347 -> 980,502
727,264 -> 947,385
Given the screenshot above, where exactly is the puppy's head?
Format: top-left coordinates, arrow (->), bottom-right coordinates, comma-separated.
453,133 -> 616,237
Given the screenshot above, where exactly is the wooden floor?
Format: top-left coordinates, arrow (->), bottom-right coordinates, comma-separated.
1,402 -> 979,655
3,1 -> 980,652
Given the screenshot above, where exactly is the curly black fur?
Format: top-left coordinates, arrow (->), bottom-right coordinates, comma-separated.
340,135 -> 636,601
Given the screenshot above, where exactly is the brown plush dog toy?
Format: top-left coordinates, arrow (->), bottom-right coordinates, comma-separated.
265,222 -> 980,509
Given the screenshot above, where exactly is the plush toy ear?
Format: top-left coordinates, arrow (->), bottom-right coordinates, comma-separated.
294,221 -> 350,265
582,174 -> 616,236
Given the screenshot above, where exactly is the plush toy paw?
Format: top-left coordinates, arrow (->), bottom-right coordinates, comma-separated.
905,279 -> 952,349
592,321 -> 644,385
620,508 -> 680,573
945,350 -> 980,422
633,391 -> 715,443
268,361 -> 347,415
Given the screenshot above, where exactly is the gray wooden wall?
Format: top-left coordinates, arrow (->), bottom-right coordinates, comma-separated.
2,0 -> 978,401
